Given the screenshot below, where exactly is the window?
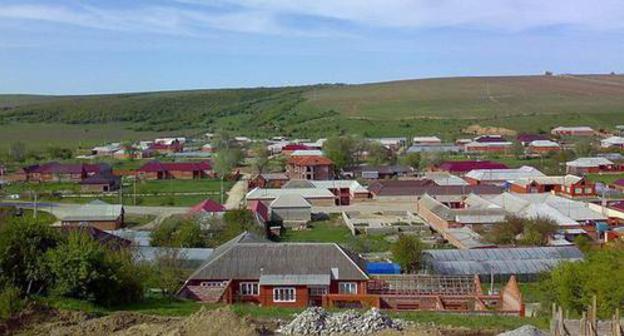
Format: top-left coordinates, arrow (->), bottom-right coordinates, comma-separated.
585,188 -> 592,194
575,188 -> 582,194
309,286 -> 328,296
200,281 -> 225,288
338,282 -> 357,295
239,282 -> 259,296
273,287 -> 296,302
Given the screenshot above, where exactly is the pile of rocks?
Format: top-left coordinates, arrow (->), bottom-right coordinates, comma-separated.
279,307 -> 406,335
497,325 -> 547,336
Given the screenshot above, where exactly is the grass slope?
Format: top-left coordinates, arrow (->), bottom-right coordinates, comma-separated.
2,74 -> 624,143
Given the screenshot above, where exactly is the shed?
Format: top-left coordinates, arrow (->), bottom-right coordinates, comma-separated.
422,246 -> 584,281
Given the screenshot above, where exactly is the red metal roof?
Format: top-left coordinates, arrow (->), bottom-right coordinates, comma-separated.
613,179 -> 624,187
288,155 -> 333,166
25,162 -> 109,175
437,160 -> 508,173
189,199 -> 226,213
137,161 -> 212,173
282,144 -> 311,151
248,200 -> 269,222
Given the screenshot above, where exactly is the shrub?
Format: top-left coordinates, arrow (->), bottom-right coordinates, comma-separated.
0,285 -> 24,320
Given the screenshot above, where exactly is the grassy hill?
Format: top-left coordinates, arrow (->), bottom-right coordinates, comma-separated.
1,74 -> 623,147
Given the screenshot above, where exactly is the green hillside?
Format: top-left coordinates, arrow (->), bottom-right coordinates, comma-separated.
1,74 -> 623,144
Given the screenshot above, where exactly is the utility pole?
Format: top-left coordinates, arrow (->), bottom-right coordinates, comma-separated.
220,176 -> 224,204
33,191 -> 38,220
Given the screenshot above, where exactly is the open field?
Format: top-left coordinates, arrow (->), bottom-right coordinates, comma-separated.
0,122 -> 202,151
2,74 -> 624,145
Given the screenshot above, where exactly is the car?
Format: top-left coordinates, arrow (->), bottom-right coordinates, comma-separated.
7,194 -> 20,200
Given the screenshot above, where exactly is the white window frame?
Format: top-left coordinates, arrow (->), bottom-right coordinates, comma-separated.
200,281 -> 225,288
338,282 -> 358,295
273,287 -> 296,302
239,282 -> 259,296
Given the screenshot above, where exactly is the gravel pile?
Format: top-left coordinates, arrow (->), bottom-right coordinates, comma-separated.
279,307 -> 406,335
497,325 -> 547,336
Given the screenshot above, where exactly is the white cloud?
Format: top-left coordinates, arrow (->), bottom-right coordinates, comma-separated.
0,0 -> 623,37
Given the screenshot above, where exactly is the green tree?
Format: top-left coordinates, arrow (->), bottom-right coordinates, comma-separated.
214,209 -> 262,244
151,216 -> 207,248
213,148 -> 243,203
145,248 -> 189,299
46,146 -> 73,160
390,234 -> 424,273
47,232 -> 145,306
518,217 -> 557,246
250,143 -> 270,174
0,218 -> 59,295
323,135 -> 365,171
400,152 -> 421,170
366,142 -> 393,166
540,243 -> 624,318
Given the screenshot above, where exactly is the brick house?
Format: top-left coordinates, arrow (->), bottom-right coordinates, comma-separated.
136,161 -> 213,180
178,232 -> 369,308
566,157 -> 622,175
14,162 -> 111,183
527,140 -> 561,154
551,126 -> 594,137
60,200 -> 124,230
287,156 -> 334,180
509,175 -> 596,198
79,173 -> 121,193
248,173 -> 289,189
150,140 -> 184,154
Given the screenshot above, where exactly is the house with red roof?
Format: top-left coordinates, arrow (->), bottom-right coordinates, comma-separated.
613,179 -> 624,192
433,161 -> 509,177
150,139 -> 184,154
188,199 -> 226,215
13,162 -> 111,183
281,144 -> 311,156
286,156 -> 334,180
136,161 -> 213,180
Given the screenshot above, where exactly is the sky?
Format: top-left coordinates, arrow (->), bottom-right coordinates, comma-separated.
1,0 -> 624,95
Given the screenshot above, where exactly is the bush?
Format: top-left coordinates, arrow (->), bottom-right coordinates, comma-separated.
539,243 -> 624,318
0,285 -> 24,320
0,218 -> 60,295
151,216 -> 208,248
390,234 -> 424,273
47,232 -> 145,306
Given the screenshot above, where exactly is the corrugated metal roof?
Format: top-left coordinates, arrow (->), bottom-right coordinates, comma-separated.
423,246 -> 583,276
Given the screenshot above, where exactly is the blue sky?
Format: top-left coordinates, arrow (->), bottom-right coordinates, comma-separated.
1,0 -> 624,94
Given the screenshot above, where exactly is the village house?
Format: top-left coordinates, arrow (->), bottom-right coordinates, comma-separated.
136,161 -> 213,180
613,179 -> 624,192
551,126 -> 595,137
509,175 -> 596,198
406,143 -> 463,154
343,164 -> 413,180
283,179 -> 370,205
13,162 -> 111,183
566,157 -> 621,175
290,149 -> 324,157
368,179 -> 503,207
79,173 -> 121,193
91,143 -> 122,156
281,144 -> 312,156
463,166 -> 545,186
371,137 -> 407,151
177,232 -> 370,307
286,155 -> 334,180
464,135 -> 513,153
248,172 -> 290,189
433,160 -> 509,176
246,187 -> 336,207
601,136 -> 624,149
516,134 -> 549,147
188,199 -> 226,217
269,194 -> 312,227
412,136 -> 442,145
178,232 -> 525,315
150,140 -> 184,154
60,200 -> 124,231
527,140 -> 561,154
